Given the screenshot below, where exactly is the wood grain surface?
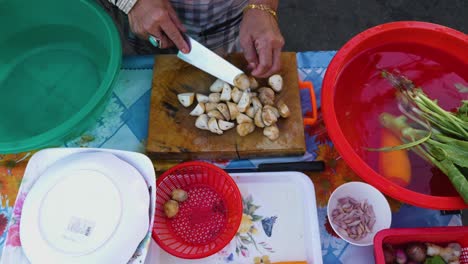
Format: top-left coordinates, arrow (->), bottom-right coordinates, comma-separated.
146,52 -> 305,160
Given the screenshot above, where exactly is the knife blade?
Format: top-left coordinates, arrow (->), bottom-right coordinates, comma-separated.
177,36 -> 244,86
224,161 -> 325,173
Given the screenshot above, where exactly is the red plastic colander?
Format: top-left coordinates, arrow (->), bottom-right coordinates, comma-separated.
152,161 -> 243,259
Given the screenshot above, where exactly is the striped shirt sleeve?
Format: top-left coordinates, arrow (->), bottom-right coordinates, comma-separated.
107,0 -> 138,14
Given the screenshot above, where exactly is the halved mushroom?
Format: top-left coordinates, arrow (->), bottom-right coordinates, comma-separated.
218,120 -> 235,131
262,108 -> 278,126
216,103 -> 231,120
189,103 -> 205,116
249,76 -> 259,89
237,122 -> 255,136
251,97 -> 262,113
254,107 -> 265,128
264,105 -> 280,118
236,113 -> 253,124
210,79 -> 226,92
220,83 -> 232,101
196,93 -> 209,103
209,93 -> 221,103
277,100 -> 291,118
195,114 -> 209,130
234,73 -> 250,90
205,102 -> 217,112
237,91 -> 251,112
246,105 -> 257,118
231,87 -> 242,103
264,124 -> 279,140
207,109 -> 225,120
177,93 -> 195,107
258,87 -> 275,106
268,74 -> 283,92
208,117 -> 223,135
227,102 -> 240,120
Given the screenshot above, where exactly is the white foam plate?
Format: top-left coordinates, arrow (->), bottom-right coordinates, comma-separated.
17,149 -> 154,264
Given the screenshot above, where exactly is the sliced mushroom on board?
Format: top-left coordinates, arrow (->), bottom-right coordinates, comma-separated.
189,103 -> 205,116
227,101 -> 240,120
178,93 -> 195,107
268,74 -> 283,92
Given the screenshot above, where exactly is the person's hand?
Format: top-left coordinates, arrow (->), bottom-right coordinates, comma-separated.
240,6 -> 284,78
128,0 -> 190,53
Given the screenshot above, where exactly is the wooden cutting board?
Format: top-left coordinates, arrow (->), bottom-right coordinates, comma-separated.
146,52 -> 305,160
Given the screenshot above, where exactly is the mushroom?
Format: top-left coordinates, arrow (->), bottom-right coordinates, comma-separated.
268,74 -> 283,92
216,103 -> 231,120
277,100 -> 291,118
234,73 -> 250,90
251,97 -> 262,113
209,93 -> 221,103
254,107 -> 265,128
246,105 -> 257,118
250,92 -> 258,98
249,76 -> 259,89
208,117 -> 223,135
189,103 -> 205,116
196,93 -> 209,103
237,122 -> 255,136
210,79 -> 226,92
262,107 -> 278,126
177,93 -> 195,107
220,83 -> 232,101
207,109 -> 225,120
258,87 -> 275,106
164,200 -> 179,218
264,124 -> 279,141
195,114 -> 209,130
227,102 -> 240,120
205,102 -> 217,112
264,105 -> 280,118
171,189 -> 188,202
237,91 -> 251,112
218,120 -> 235,131
231,87 -> 242,103
236,113 -> 253,124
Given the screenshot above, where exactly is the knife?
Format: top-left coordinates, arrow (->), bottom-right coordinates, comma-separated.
224,161 -> 325,173
177,36 -> 244,86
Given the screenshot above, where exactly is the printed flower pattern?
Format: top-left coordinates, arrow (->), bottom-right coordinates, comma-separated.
233,195 -> 274,260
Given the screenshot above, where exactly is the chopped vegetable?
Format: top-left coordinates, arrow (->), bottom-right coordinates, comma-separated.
406,242 -> 427,262
164,200 -> 179,218
177,93 -> 195,107
383,244 -> 396,264
427,242 -> 462,263
424,255 -> 446,264
396,248 -> 408,264
171,189 -> 188,202
234,73 -> 250,90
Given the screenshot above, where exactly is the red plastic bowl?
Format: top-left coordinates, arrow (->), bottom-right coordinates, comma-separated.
152,161 -> 242,259
374,227 -> 468,264
322,21 -> 468,210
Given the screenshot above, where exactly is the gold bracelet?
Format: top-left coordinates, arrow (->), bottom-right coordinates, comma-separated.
243,4 -> 277,19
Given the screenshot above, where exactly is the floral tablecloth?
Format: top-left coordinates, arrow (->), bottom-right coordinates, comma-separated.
0,52 -> 461,263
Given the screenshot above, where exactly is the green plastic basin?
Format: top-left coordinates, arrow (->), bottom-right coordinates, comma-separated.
0,0 -> 121,153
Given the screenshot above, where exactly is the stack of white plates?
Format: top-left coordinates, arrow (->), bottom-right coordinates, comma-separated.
20,151 -> 150,264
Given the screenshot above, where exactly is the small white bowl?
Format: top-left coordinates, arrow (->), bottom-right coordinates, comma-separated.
327,182 -> 391,246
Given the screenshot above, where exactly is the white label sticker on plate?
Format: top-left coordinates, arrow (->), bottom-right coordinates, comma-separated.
63,216 -> 96,242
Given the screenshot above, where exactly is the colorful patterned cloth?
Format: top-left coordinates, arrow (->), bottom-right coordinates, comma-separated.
0,52 -> 461,263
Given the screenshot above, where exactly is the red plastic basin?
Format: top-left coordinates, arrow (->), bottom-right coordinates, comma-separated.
322,21 -> 468,210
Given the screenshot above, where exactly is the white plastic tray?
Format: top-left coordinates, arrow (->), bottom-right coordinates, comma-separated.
146,171 -> 323,264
